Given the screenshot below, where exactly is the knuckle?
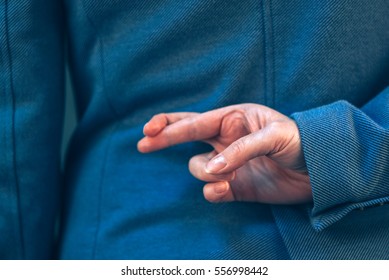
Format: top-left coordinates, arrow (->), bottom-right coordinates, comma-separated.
266,120 -> 294,153
221,110 -> 248,135
229,139 -> 246,157
267,120 -> 285,132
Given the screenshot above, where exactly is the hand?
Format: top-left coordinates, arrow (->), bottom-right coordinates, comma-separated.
137,103 -> 312,204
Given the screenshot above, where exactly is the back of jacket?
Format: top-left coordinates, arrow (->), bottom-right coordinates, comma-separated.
5,0 -> 388,259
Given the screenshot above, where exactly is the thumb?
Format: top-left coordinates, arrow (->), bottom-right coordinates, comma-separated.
205,123 -> 283,174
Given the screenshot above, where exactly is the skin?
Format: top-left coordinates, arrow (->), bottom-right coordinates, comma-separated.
137,103 -> 312,204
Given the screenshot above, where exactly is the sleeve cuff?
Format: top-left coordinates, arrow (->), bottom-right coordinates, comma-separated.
291,100 -> 389,231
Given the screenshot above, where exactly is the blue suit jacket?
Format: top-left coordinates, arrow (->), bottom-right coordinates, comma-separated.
1,0 -> 388,259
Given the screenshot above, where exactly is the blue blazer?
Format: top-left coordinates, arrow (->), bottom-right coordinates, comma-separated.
1,0 -> 388,259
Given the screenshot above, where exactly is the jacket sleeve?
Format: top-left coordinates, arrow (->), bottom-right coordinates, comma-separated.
291,86 -> 389,231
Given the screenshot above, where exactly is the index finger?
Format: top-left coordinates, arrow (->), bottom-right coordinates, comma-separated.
137,108 -> 227,153
143,112 -> 198,137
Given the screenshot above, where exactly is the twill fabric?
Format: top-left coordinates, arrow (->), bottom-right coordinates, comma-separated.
1,0 -> 388,259
0,0 -> 64,259
60,0 -> 289,260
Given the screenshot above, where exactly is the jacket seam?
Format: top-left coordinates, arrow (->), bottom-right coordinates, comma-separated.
80,0 -> 121,120
91,123 -> 118,259
3,0 -> 26,259
261,0 -> 276,108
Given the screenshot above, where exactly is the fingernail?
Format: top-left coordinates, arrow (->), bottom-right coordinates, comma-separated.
142,122 -> 149,134
205,155 -> 227,173
214,182 -> 228,194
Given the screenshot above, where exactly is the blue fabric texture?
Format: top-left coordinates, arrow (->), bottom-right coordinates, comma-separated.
292,95 -> 389,231
1,0 -> 389,259
59,0 -> 289,260
0,0 -> 64,259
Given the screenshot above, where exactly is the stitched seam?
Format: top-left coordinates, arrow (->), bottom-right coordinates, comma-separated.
261,0 -> 276,108
261,0 -> 268,106
97,36 -> 120,118
79,1 -> 121,259
269,0 -> 276,108
91,123 -> 118,259
80,1 -> 121,120
4,0 -> 26,259
270,207 -> 292,260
